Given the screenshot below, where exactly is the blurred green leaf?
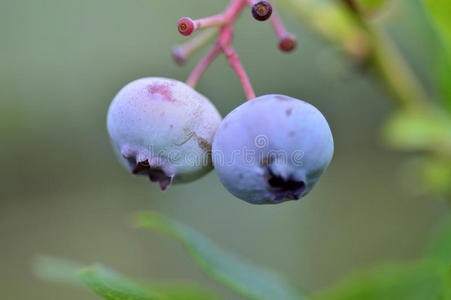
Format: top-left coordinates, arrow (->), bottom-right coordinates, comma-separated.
33,255 -> 84,286
382,109 -> 451,154
422,0 -> 451,111
134,211 -> 307,300
34,256 -> 219,300
315,261 -> 450,300
426,217 -> 451,265
145,282 -> 220,300
421,158 -> 451,196
356,0 -> 392,17
438,56 -> 451,112
78,265 -> 158,300
278,0 -> 369,59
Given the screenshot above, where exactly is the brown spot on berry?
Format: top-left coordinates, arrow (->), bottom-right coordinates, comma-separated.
196,136 -> 211,153
286,108 -> 292,116
288,131 -> 296,137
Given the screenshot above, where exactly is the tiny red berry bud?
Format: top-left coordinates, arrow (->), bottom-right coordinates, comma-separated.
279,34 -> 297,52
178,17 -> 195,36
172,46 -> 186,65
252,1 -> 272,21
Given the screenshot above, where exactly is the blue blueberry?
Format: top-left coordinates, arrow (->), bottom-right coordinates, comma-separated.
212,94 -> 333,204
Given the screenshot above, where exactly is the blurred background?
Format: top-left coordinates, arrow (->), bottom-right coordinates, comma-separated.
0,0 -> 449,299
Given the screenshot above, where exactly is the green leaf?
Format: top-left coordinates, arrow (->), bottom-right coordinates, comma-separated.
356,0 -> 392,17
33,255 -> 84,286
426,217 -> 451,265
78,265 -> 158,300
421,158 -> 451,196
134,212 -> 307,300
34,256 -> 219,300
146,282 -> 220,300
382,109 -> 451,153
315,261 -> 450,300
422,0 -> 451,111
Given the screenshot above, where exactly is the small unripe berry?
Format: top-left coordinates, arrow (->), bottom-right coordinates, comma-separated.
178,17 -> 195,36
107,77 -> 221,190
279,34 -> 297,52
172,46 -> 187,65
212,95 -> 333,204
252,1 -> 272,21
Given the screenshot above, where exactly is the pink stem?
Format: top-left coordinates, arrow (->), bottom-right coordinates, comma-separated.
173,28 -> 218,65
225,0 -> 248,19
270,8 -> 297,52
270,9 -> 287,38
223,43 -> 256,100
188,0 -> 247,32
193,14 -> 227,30
184,0 -> 256,99
186,45 -> 221,87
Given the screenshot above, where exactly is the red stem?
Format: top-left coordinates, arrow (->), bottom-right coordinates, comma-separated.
223,44 -> 256,100
183,0 -> 257,99
270,9 -> 287,38
186,45 -> 221,87
193,14 -> 227,30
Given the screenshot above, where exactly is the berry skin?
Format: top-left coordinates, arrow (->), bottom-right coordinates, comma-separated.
212,95 -> 333,204
252,1 -> 273,21
107,77 -> 221,190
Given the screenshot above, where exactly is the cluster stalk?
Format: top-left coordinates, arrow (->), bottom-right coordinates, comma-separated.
175,0 -> 295,100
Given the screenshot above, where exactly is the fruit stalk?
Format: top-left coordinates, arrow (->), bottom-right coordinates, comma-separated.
186,45 -> 222,87
223,43 -> 256,99
182,0 -> 255,99
178,0 -> 294,100
172,28 -> 218,65
270,8 -> 297,52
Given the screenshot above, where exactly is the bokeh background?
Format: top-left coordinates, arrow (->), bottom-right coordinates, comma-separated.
1,0 -> 449,299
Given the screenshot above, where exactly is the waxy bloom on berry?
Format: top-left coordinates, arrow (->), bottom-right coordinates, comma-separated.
107,77 -> 221,190
212,94 -> 334,204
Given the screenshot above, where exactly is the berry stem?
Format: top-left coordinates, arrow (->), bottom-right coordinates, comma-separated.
270,9 -> 297,52
270,8 -> 287,38
223,44 -> 256,100
173,28 -> 218,65
186,45 -> 221,87
192,14 -> 228,30
224,0 -> 248,20
180,0 -> 260,99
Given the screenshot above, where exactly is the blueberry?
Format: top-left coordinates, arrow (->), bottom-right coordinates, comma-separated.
212,94 -> 333,204
107,77 -> 222,190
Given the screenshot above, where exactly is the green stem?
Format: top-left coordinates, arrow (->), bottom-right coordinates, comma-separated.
344,0 -> 430,110
280,0 -> 431,110
368,25 -> 430,109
